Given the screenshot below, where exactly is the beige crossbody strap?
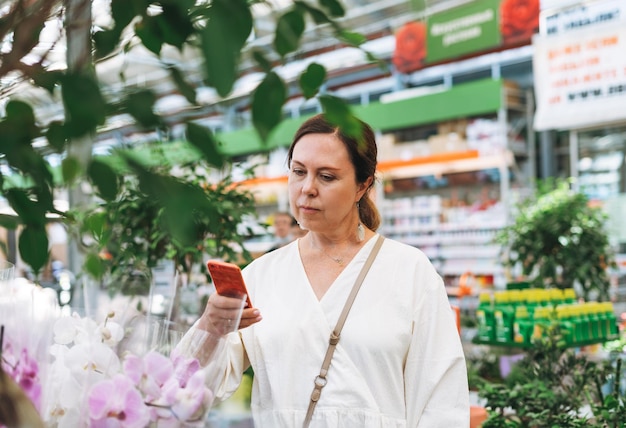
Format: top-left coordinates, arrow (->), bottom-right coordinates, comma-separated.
303,235 -> 385,428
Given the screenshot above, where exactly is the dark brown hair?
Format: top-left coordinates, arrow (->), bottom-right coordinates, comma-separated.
287,113 -> 381,231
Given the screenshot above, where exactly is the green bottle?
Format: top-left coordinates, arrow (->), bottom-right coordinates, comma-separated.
495,305 -> 515,344
576,304 -> 592,343
556,306 -> 574,346
593,303 -> 608,339
601,302 -> 619,337
507,289 -> 523,309
476,292 -> 495,343
494,291 -> 514,344
524,289 -> 539,317
549,288 -> 564,307
532,306 -> 549,342
570,305 -> 586,345
537,288 -> 551,307
563,288 -> 577,304
587,303 -> 601,341
513,306 -> 532,345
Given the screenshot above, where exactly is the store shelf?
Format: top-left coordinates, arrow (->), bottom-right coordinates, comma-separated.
381,150 -> 513,181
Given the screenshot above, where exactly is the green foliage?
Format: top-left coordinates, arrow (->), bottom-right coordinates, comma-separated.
495,180 -> 616,301
0,0 -> 374,280
252,72 -> 288,142
76,163 -> 256,296
478,325 -> 626,427
465,348 -> 503,390
300,63 -> 327,99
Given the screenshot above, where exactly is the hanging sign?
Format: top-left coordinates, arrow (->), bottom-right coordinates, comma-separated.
426,0 -> 501,64
540,0 -> 625,36
393,0 -> 539,73
533,24 -> 626,131
392,21 -> 427,74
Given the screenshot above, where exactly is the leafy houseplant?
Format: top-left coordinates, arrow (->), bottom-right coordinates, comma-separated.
495,179 -> 616,301
478,323 -> 626,427
74,159 -> 258,298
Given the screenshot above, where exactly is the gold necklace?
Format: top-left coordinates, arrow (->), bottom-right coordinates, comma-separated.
310,240 -> 346,266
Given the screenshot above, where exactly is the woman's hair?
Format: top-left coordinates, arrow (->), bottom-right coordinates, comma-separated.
287,113 -> 381,231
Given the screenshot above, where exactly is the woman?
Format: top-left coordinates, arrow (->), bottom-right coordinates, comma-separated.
183,114 -> 469,427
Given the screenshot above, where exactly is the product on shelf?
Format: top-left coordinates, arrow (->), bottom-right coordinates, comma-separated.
474,287 -> 619,348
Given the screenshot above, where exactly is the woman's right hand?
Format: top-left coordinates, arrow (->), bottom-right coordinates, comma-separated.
198,293 -> 262,336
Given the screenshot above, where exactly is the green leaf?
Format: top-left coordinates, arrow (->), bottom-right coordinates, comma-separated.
201,0 -> 252,97
251,48 -> 273,73
185,122 -> 224,168
61,73 -> 106,137
6,100 -> 36,130
319,94 -> 363,140
212,0 -> 252,48
84,252 -> 107,279
274,9 -> 305,57
299,63 -> 326,99
30,67 -> 62,94
0,214 -> 19,230
83,212 -> 109,244
62,156 -> 82,184
319,0 -> 345,17
169,66 -> 196,104
93,29 -> 121,59
296,1 -> 331,25
5,189 -> 47,227
19,225 -> 49,275
45,121 -> 67,153
135,16 -> 163,56
159,5 -> 193,49
339,30 -> 367,47
252,72 -> 287,142
127,163 -> 213,247
365,50 -> 386,70
34,185 -> 54,216
161,0 -> 195,11
111,0 -> 137,30
88,159 -> 120,201
124,90 -> 162,128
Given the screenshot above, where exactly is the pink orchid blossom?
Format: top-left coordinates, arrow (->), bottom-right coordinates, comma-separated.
171,351 -> 201,387
88,373 -> 151,428
123,350 -> 173,399
160,369 -> 213,422
1,343 -> 42,411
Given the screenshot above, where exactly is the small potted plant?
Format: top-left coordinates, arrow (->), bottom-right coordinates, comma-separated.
495,179 -> 617,301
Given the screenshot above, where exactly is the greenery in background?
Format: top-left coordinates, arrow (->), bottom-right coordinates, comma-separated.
74,163 -> 258,296
495,179 -> 616,301
478,324 -> 626,427
465,347 -> 504,390
0,0 -> 373,281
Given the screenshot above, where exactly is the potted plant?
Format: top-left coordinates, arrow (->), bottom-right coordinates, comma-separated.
71,157 -> 259,317
495,179 -> 617,301
478,325 -> 626,427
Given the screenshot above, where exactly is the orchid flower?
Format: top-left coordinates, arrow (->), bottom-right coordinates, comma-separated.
159,369 -> 213,422
123,350 -> 173,399
88,373 -> 151,428
28,312 -> 217,427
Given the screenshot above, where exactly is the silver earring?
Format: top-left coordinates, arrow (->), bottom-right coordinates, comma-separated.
357,223 -> 365,242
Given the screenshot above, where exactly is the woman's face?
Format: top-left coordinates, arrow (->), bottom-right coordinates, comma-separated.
288,133 -> 369,234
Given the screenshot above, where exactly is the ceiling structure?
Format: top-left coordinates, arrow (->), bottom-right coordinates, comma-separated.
0,0 -> 470,151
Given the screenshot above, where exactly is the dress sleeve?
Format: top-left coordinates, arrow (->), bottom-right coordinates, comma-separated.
404,268 -> 470,427
176,322 -> 249,402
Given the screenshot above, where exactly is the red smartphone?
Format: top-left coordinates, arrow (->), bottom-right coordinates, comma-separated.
206,260 -> 253,308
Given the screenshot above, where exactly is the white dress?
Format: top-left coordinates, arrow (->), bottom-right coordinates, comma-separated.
183,235 -> 469,427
